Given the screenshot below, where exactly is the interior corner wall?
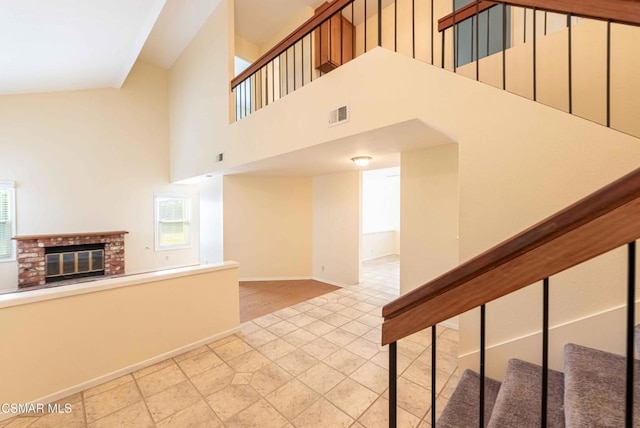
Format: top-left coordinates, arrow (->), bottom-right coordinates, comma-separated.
0,61 -> 200,292
313,171 -> 361,286
222,175 -> 312,279
169,0 -> 233,181
400,145 -> 460,297
199,176 -> 224,265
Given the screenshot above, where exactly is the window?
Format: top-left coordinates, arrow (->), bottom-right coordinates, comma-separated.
0,181 -> 16,261
155,195 -> 191,250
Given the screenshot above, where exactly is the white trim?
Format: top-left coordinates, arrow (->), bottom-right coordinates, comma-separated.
239,276 -> 312,282
0,181 -> 16,262
0,326 -> 239,422
0,262 -> 239,309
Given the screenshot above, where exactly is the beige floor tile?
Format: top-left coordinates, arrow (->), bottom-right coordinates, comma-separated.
370,351 -> 412,373
288,313 -> 316,328
298,363 -> 345,395
257,338 -> 296,361
190,363 -> 235,396
243,329 -> 279,348
29,401 -> 85,428
352,302 -> 378,313
137,363 -> 186,397
227,350 -> 271,373
207,384 -> 261,421
84,381 -> 141,423
338,307 -> 366,320
341,320 -> 373,337
323,349 -> 367,376
337,297 -> 358,307
322,313 -> 351,327
433,337 -> 458,358
231,372 -> 253,385
292,398 -> 354,428
133,359 -> 175,380
281,328 -> 317,348
178,350 -> 224,378
84,374 -> 134,399
303,320 -> 336,336
403,360 -> 448,393
324,378 -> 377,419
275,349 -> 318,376
207,334 -> 239,350
145,380 -> 201,422
239,321 -> 262,335
323,328 -> 358,347
253,314 -> 282,328
156,400 -> 221,428
272,307 -> 301,319
307,297 -> 328,306
213,338 -> 253,362
291,302 -> 316,312
224,400 -> 288,428
301,337 -> 341,360
361,328 -> 382,344
265,379 -> 319,420
88,401 -> 152,428
305,307 -> 333,319
52,392 -> 82,406
249,363 -> 293,396
345,337 -> 381,360
350,361 -> 389,394
266,320 -> 299,336
357,313 -> 382,327
4,417 -> 39,427
357,397 -> 421,428
174,346 -> 210,363
382,377 -> 431,419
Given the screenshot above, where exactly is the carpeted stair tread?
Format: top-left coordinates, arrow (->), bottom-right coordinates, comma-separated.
437,369 -> 501,428
487,358 -> 565,428
564,343 -> 640,427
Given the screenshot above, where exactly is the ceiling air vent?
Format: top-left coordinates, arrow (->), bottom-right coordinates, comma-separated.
328,105 -> 349,127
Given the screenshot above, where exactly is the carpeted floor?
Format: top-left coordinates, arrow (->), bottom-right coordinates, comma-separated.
239,279 -> 340,322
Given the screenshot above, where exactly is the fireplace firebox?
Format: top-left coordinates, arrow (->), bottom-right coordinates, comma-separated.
45,243 -> 106,283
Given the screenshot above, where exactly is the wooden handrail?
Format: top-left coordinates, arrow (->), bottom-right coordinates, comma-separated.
231,0 -> 353,90
382,167 -> 640,345
438,0 -> 640,32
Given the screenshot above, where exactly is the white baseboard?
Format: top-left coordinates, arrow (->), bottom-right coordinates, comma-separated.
0,327 -> 239,422
439,318 -> 459,330
239,276 -> 312,282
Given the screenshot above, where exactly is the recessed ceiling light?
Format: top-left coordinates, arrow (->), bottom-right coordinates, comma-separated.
351,156 -> 372,167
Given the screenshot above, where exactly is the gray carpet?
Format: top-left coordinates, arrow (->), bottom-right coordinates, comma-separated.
437,369 -> 501,428
564,343 -> 640,427
487,358 -> 565,428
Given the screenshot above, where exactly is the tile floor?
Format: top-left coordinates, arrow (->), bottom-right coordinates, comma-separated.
1,255 -> 460,428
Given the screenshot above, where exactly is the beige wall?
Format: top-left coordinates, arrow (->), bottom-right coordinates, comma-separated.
0,61 -> 200,292
223,175 -> 312,279
0,264 -> 239,407
400,145 -> 459,297
169,0 -> 234,181
313,171 -> 361,286
362,231 -> 398,261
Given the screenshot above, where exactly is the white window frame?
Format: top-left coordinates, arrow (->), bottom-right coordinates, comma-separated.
154,194 -> 192,251
0,181 -> 16,262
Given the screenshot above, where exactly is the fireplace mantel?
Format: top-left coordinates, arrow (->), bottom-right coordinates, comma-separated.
13,231 -> 129,241
14,231 -> 128,288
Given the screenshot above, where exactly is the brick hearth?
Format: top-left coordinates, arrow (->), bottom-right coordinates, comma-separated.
13,231 -> 128,288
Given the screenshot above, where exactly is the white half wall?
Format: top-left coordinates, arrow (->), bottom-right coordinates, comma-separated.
313,171 -> 361,286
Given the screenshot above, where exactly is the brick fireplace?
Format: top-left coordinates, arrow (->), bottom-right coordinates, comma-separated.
13,231 -> 128,288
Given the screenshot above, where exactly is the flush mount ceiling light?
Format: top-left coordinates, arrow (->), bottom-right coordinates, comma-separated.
351,156 -> 372,167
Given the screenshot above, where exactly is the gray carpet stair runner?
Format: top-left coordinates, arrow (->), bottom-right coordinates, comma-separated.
438,343 -> 640,427
437,369 -> 501,428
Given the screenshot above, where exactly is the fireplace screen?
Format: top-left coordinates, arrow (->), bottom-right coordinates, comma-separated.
45,244 -> 105,282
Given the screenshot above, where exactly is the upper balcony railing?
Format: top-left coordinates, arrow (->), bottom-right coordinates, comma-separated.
232,0 -> 640,140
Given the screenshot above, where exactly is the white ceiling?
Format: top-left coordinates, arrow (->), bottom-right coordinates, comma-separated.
224,119 -> 456,177
0,0 -> 165,94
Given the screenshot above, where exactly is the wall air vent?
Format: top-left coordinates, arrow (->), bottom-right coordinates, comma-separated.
328,105 -> 349,127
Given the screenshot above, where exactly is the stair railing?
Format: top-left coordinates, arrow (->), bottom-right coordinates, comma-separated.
382,166 -> 640,427
232,0 -> 640,140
